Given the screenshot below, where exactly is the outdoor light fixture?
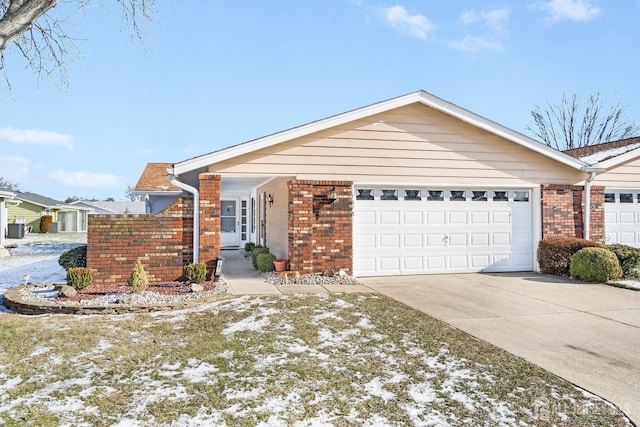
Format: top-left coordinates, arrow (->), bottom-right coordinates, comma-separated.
268,194 -> 273,207
327,186 -> 338,201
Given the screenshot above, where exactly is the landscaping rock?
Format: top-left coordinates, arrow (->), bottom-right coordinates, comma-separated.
58,285 -> 77,298
280,271 -> 300,280
190,283 -> 204,293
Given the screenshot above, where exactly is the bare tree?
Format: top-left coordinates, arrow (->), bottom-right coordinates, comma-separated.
0,0 -> 153,87
0,176 -> 20,191
125,184 -> 137,201
527,92 -> 640,150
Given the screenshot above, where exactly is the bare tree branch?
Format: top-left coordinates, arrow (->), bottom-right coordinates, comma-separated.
527,92 -> 640,150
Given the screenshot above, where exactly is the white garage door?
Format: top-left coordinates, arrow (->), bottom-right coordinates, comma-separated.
354,187 -> 533,276
604,190 -> 640,247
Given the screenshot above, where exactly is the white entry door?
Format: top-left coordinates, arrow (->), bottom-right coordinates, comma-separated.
221,199 -> 240,247
604,190 -> 640,247
354,187 -> 533,277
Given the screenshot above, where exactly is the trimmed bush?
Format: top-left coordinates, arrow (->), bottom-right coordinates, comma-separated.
256,253 -> 276,272
127,259 -> 149,293
244,242 -> 256,253
537,236 -> 600,277
40,215 -> 53,233
59,245 -> 87,270
603,244 -> 640,279
570,247 -> 622,282
66,267 -> 93,291
251,246 -> 269,269
183,263 -> 207,283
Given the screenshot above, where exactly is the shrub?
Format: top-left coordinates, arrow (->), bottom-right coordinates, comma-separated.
537,236 -> 600,277
58,245 -> 87,270
183,263 -> 207,283
40,215 -> 53,233
603,244 -> 640,279
127,259 -> 149,293
251,246 -> 269,269
570,247 -> 622,282
66,267 -> 93,291
256,253 -> 276,272
244,242 -> 256,253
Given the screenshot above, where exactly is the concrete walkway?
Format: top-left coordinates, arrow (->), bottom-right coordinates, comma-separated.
360,272 -> 640,425
220,250 -> 374,295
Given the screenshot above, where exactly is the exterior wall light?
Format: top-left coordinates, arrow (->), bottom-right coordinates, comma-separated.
268,194 -> 273,207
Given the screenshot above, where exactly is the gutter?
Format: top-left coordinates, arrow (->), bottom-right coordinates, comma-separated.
167,169 -> 199,264
583,168 -> 603,241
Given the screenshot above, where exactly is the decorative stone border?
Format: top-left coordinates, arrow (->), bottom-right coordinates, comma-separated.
2,285 -> 230,315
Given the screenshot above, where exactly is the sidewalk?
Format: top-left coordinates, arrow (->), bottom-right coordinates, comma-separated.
220,250 -> 374,295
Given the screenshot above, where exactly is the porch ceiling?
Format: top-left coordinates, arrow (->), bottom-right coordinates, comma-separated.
221,176 -> 274,192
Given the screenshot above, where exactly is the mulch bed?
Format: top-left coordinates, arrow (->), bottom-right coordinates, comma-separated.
60,281 -> 221,302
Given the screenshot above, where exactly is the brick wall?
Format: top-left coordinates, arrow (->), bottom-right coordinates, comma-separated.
87,198 -> 193,284
288,180 -> 353,274
199,174 -> 221,275
541,184 -> 604,241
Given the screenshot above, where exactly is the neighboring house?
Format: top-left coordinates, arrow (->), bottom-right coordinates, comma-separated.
88,90 -> 640,283
7,192 -> 91,233
133,162 -> 184,213
565,137 -> 640,247
70,200 -> 146,215
0,189 -> 16,249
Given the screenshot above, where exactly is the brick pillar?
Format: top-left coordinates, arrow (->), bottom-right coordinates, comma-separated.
288,180 -> 353,274
541,184 -> 605,242
199,174 -> 221,276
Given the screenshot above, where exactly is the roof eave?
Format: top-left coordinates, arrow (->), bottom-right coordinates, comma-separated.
590,146 -> 640,170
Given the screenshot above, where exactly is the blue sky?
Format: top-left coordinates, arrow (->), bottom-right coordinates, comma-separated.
1,0 -> 639,201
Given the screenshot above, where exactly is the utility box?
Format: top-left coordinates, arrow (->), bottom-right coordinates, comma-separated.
50,222 -> 59,233
7,224 -> 24,239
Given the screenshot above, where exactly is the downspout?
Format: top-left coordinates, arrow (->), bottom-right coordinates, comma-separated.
168,170 -> 200,264
583,171 -> 597,241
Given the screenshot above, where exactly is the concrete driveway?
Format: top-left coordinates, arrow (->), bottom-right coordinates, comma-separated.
360,272 -> 640,425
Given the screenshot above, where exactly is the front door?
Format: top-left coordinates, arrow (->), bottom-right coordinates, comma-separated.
221,199 -> 240,247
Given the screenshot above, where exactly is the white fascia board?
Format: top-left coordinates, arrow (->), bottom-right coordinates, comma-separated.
174,90 -> 587,175
591,146 -> 640,170
0,191 -> 15,199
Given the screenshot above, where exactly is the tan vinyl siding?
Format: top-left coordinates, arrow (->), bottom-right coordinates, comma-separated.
257,177 -> 290,260
209,104 -> 585,185
593,158 -> 640,188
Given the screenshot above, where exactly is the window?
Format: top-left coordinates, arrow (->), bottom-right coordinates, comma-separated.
493,191 -> 508,202
472,191 -> 487,201
381,189 -> 398,200
404,189 -> 421,200
604,193 -> 615,203
620,193 -> 633,203
514,191 -> 529,202
356,189 -> 374,200
450,190 -> 466,201
427,190 -> 444,201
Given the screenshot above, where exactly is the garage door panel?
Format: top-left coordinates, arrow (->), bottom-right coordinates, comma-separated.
354,187 -> 533,276
605,190 -> 640,247
619,212 -> 635,224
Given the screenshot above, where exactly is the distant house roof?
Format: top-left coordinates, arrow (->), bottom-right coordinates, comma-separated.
15,192 -> 66,209
564,137 -> 640,165
134,163 -> 182,193
70,200 -> 146,214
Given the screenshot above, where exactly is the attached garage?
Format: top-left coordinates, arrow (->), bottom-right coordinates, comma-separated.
604,189 -> 640,246
354,186 -> 533,276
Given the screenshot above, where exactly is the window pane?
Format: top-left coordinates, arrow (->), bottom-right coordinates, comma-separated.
472,191 -> 487,201
514,191 -> 529,202
427,190 -> 444,201
620,193 -> 633,203
356,189 -> 374,200
221,217 -> 236,232
450,190 -> 466,201
404,189 -> 421,200
221,201 -> 236,216
493,191 -> 508,201
604,193 -> 615,203
381,189 -> 398,200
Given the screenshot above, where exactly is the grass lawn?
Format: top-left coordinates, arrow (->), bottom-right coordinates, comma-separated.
0,293 -> 630,426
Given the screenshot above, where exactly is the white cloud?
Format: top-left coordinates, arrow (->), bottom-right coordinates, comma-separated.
0,127 -> 74,151
50,170 -> 121,188
461,8 -> 510,30
383,5 -> 435,39
447,35 -> 504,53
530,0 -> 600,23
0,155 -> 31,185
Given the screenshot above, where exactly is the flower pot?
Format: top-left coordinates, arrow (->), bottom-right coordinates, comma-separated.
274,259 -> 288,272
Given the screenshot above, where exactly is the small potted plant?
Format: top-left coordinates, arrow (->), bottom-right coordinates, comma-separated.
274,258 -> 288,272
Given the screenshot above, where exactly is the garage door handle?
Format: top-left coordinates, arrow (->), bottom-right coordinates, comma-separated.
443,234 -> 449,243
